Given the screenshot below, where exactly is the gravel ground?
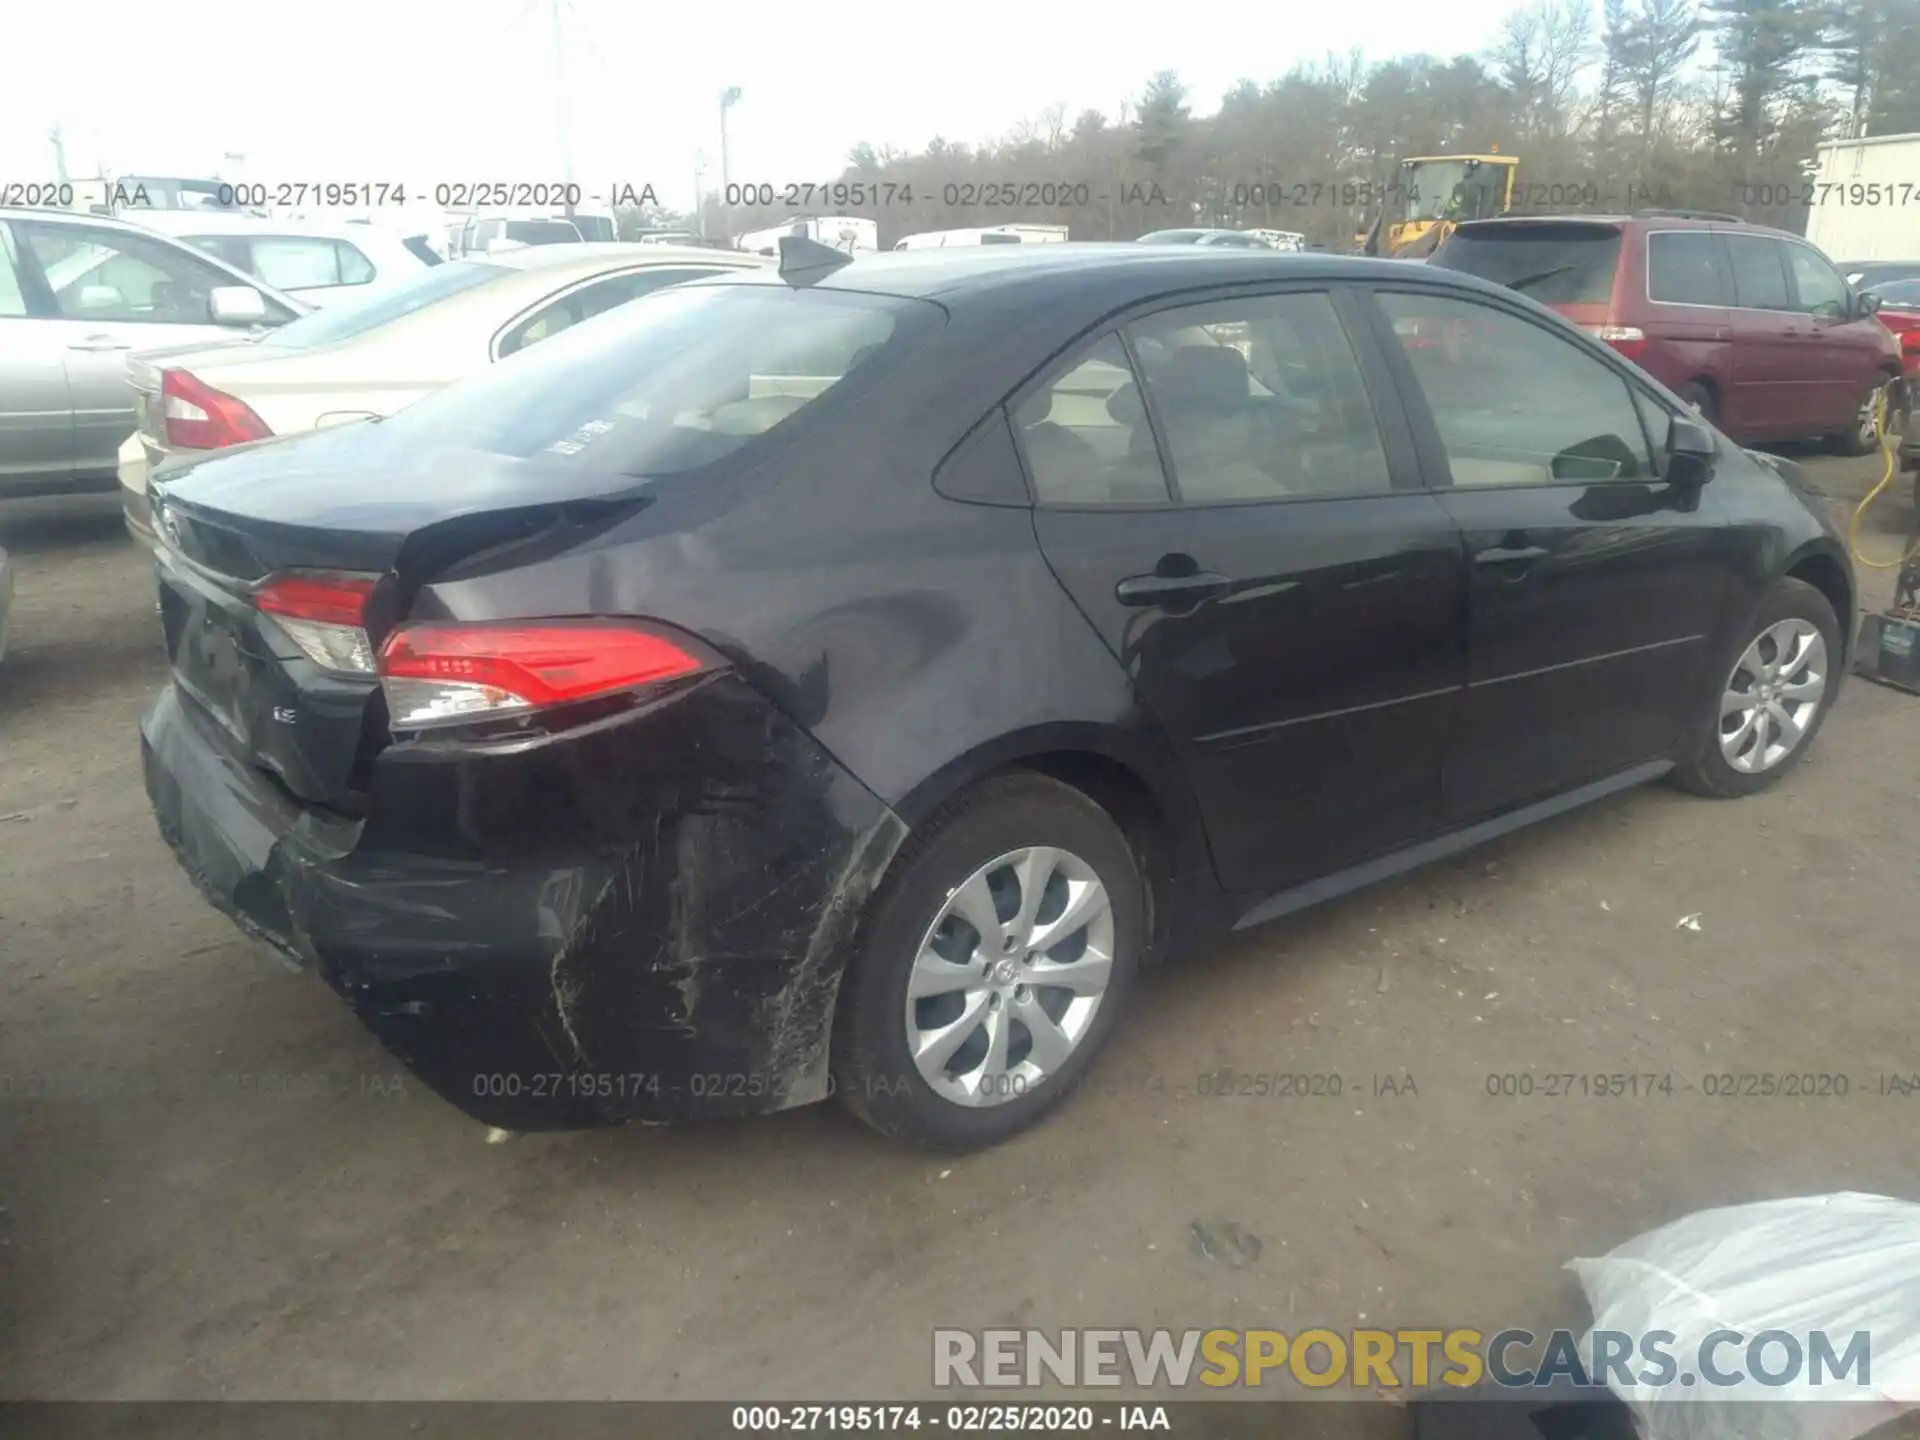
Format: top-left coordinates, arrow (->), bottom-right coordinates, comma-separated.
1,459 -> 1916,1419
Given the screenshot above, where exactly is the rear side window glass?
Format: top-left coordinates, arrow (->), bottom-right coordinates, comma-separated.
1430,225 -> 1622,304
262,260 -> 507,350
1012,333 -> 1172,505
1648,231 -> 1731,306
0,226 -> 27,317
1724,235 -> 1791,310
378,283 -> 929,478
1128,290 -> 1392,502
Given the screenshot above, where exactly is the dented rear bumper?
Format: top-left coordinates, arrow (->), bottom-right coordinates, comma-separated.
140,676 -> 905,1131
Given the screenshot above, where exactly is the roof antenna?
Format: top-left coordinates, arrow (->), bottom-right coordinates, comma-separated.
778,234 -> 856,287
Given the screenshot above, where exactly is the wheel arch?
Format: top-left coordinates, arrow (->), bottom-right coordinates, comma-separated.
1782,543 -> 1856,668
887,724 -> 1217,966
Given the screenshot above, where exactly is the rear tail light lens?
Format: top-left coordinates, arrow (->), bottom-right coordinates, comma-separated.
377,622 -> 710,731
161,369 -> 272,450
1585,325 -> 1648,360
254,572 -> 378,674
1899,330 -> 1920,379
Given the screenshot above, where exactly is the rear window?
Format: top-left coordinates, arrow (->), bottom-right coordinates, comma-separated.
1648,231 -> 1732,306
569,216 -> 617,242
261,260 -> 508,349
376,282 -> 937,479
1870,278 -> 1920,309
402,235 -> 444,266
504,219 -> 583,246
1431,225 -> 1623,304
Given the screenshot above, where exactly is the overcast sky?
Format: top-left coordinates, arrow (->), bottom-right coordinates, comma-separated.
8,0 -> 1527,215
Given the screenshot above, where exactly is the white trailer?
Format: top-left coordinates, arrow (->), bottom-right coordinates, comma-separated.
737,216 -> 879,257
1804,133 -> 1920,263
893,224 -> 1070,249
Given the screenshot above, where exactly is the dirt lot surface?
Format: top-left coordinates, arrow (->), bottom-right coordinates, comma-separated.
1,456 -> 1917,1418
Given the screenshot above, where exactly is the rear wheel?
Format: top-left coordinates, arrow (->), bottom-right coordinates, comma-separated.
1829,376 -> 1897,457
832,772 -> 1143,1149
1670,578 -> 1840,799
1677,382 -> 1719,429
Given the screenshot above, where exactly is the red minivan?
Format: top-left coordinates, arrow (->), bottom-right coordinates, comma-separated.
1431,212 -> 1904,454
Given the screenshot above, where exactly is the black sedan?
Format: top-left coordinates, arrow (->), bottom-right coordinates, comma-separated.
141,240 -> 1856,1150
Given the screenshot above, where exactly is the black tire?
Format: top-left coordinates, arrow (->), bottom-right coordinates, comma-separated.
1670,578 -> 1842,799
832,771 -> 1144,1150
1677,382 -> 1718,429
1828,376 -> 1894,457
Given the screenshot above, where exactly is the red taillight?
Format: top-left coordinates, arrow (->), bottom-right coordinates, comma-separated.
1897,329 -> 1920,380
161,368 -> 272,450
377,622 -> 710,730
254,572 -> 378,674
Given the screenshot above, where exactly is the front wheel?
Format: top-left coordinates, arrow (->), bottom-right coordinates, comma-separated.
832,772 -> 1144,1149
1829,377 -> 1898,457
1670,578 -> 1841,799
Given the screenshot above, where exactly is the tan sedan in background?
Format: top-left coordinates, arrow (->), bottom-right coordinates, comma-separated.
120,243 -> 766,545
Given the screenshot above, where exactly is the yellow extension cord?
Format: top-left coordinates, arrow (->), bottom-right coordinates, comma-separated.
1848,383 -> 1918,570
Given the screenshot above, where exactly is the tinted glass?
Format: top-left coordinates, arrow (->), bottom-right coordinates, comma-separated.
402,235 -> 444,266
1380,291 -> 1656,486
1012,333 -> 1172,505
1431,225 -> 1622,304
504,219 -> 583,245
496,267 -> 726,358
262,260 -> 508,349
570,216 -> 618,241
336,241 -> 376,285
184,234 -> 251,270
1869,277 -> 1920,308
379,283 -> 928,478
1647,231 -> 1732,306
1136,231 -> 1207,244
1724,234 -> 1790,310
1783,245 -> 1849,318
1128,291 -> 1391,501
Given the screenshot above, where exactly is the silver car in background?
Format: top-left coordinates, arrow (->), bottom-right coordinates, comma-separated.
0,207 -> 304,499
118,243 -> 766,545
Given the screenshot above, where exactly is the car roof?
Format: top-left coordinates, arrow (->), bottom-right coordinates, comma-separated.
1453,213 -> 1804,240
713,243 -> 1515,306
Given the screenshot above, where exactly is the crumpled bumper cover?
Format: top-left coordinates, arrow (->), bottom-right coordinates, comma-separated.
141,676 -> 906,1131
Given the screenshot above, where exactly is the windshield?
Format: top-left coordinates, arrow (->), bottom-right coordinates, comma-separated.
261,259 -> 507,349
1404,160 -> 1509,223
504,219 -> 583,245
569,215 -> 617,242
1431,225 -> 1623,305
377,282 -> 937,479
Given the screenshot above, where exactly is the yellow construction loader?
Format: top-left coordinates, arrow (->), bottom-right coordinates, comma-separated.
1359,152 -> 1520,258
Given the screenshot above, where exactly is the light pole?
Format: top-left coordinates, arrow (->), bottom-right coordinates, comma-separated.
692,149 -> 707,239
552,0 -> 575,217
719,86 -> 741,244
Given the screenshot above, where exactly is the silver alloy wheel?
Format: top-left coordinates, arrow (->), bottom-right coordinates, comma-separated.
1857,384 -> 1886,449
1719,618 -> 1828,774
905,846 -> 1114,1108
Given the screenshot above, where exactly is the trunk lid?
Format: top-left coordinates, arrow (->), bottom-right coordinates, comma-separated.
152,422 -> 653,809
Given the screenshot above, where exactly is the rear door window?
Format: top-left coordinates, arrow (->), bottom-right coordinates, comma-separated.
1647,231 -> 1732,306
496,266 -> 730,358
1430,225 -> 1623,304
1723,234 -> 1792,310
1012,334 -> 1172,505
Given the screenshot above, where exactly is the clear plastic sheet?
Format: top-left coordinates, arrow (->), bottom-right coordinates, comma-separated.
1570,1192 -> 1920,1440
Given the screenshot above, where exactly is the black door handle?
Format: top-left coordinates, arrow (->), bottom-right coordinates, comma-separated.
1115,571 -> 1230,606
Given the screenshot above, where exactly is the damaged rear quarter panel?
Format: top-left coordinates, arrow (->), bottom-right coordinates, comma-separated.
312,674 -> 905,1129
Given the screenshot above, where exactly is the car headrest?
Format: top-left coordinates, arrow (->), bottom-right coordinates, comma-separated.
1106,380 -> 1147,427
1160,346 -> 1250,411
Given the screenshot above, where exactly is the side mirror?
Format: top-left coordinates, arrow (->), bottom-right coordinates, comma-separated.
1666,414 -> 1717,488
1857,290 -> 1883,317
209,285 -> 267,326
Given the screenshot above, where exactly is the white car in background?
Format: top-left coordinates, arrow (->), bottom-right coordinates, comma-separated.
0,206 -> 305,498
124,210 -> 439,306
119,243 -> 766,545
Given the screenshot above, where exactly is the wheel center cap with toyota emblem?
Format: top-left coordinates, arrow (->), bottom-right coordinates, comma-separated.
992,958 -> 1020,984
